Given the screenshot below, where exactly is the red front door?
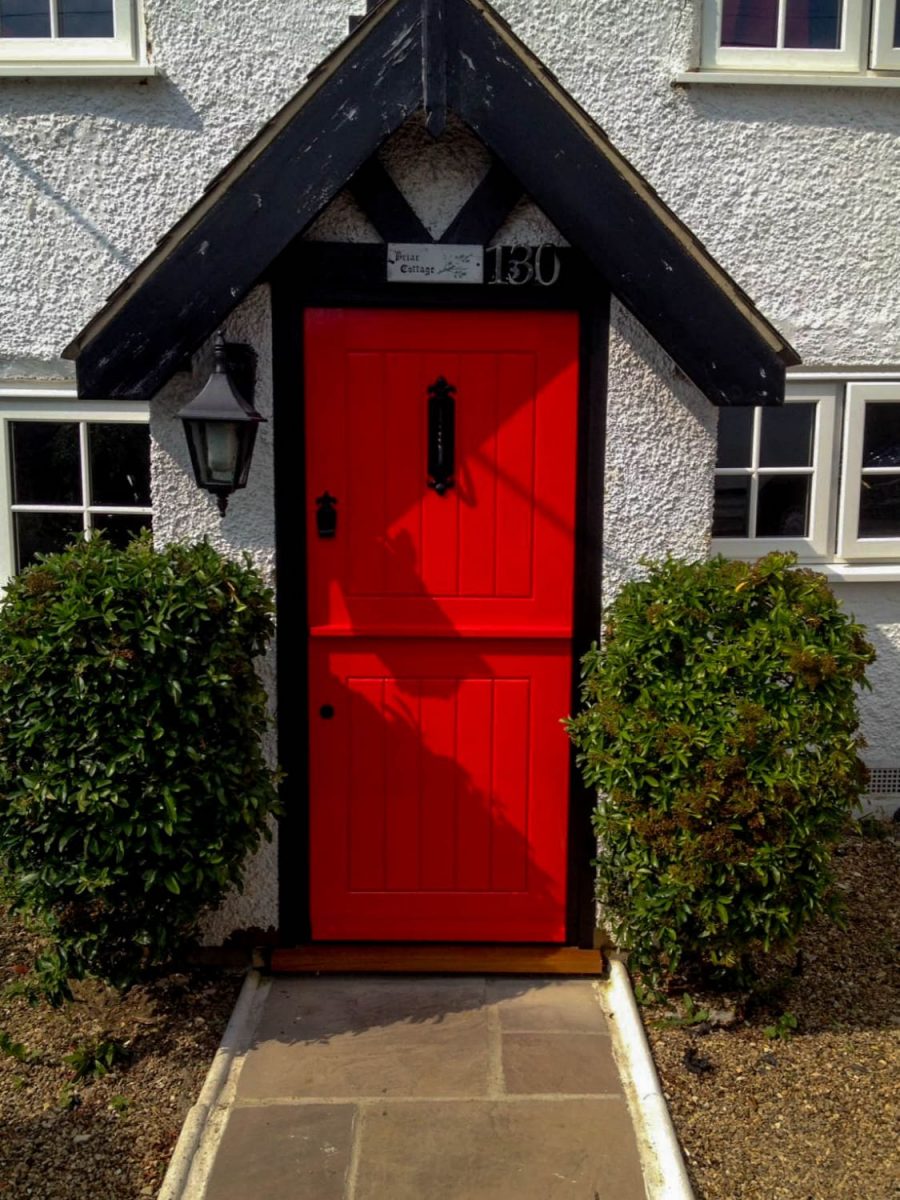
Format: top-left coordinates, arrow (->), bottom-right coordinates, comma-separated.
305,308 -> 579,941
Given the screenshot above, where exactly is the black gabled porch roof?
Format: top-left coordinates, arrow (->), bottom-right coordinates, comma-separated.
63,0 -> 799,405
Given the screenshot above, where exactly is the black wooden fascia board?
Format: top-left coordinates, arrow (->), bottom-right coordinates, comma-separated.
451,0 -> 792,405
422,0 -> 449,136
439,159 -> 523,245
347,157 -> 434,243
75,0 -> 423,400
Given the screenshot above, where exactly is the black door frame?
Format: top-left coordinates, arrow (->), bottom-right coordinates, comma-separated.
270,241 -> 607,948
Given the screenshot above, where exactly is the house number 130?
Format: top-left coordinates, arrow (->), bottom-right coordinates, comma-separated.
486,244 -> 561,286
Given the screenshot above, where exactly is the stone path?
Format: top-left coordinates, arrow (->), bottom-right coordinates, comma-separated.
203,976 -> 648,1200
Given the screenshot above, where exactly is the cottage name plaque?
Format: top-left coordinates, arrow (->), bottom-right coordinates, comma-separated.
387,244 -> 483,284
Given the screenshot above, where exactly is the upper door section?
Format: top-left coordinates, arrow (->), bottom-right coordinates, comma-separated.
305,309 -> 579,639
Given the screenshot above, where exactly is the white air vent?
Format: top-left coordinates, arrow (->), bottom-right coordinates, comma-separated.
867,768 -> 900,795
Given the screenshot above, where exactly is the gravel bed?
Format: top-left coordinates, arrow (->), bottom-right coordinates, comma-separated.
643,821 -> 900,1200
0,911 -> 241,1199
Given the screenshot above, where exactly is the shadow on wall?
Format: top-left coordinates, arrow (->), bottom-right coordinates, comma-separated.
677,77 -> 900,135
0,73 -> 203,129
0,136 -> 137,271
0,76 -> 205,274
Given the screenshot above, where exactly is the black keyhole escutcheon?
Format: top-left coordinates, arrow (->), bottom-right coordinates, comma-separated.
319,704 -> 335,720
316,492 -> 338,538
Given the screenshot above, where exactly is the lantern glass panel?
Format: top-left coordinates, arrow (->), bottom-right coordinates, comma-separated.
204,422 -> 241,484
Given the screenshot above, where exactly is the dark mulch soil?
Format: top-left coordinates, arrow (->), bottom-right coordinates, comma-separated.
0,911 -> 241,1199
643,821 -> 900,1200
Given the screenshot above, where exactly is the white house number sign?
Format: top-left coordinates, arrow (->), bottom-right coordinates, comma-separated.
386,243 -> 562,286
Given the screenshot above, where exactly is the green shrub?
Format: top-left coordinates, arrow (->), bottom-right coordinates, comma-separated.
0,534 -> 279,999
567,552 -> 874,989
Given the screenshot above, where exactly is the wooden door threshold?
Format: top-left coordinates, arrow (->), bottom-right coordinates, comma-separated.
270,943 -> 605,976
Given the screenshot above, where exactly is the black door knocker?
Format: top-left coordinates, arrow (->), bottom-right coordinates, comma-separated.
427,376 -> 456,496
316,491 -> 338,538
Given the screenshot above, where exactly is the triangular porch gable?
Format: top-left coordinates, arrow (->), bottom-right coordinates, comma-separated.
64,0 -> 799,405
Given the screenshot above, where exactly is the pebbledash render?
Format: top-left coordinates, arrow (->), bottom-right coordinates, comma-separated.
0,0 -> 898,944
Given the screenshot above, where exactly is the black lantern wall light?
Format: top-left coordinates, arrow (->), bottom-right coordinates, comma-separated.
177,331 -> 265,516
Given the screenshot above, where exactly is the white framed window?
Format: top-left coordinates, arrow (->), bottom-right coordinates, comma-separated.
838,382 -> 900,559
0,0 -> 150,75
712,383 -> 839,559
871,0 -> 900,65
713,376 -> 900,568
699,0 -> 900,75
0,390 -> 151,586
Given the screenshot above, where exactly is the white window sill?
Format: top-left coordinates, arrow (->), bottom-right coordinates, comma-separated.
816,563 -> 900,583
674,69 -> 900,88
723,557 -> 900,582
0,62 -> 156,78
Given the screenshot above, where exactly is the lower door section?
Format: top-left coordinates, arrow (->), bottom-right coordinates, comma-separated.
309,638 -> 572,942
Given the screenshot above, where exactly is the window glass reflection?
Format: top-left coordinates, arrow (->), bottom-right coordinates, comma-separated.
721,0 -> 779,46
91,512 -> 152,548
717,407 -> 754,468
862,403 -> 900,468
88,423 -> 151,506
0,0 -> 51,38
58,0 -> 114,38
14,512 -> 82,572
713,476 -> 751,537
11,422 -> 80,505
858,475 -> 900,538
757,475 -> 810,537
784,0 -> 842,49
759,403 -> 815,468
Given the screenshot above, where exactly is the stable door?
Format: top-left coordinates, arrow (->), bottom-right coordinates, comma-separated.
306,308 -> 579,941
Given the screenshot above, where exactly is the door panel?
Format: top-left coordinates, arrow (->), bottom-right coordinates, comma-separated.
306,312 -> 578,637
306,309 -> 579,941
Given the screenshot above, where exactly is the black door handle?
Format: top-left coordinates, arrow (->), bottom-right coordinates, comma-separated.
427,377 -> 455,495
316,492 -> 338,537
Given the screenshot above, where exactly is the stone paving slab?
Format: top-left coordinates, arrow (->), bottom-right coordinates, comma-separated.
238,1004 -> 490,1099
202,976 -> 647,1200
487,977 -> 612,1032
501,1030 -> 622,1095
354,1098 -> 645,1200
203,1104 -> 356,1200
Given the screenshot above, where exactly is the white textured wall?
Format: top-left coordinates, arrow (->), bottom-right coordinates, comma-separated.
3,0 -> 899,932
831,583 -> 900,813
604,301 -> 717,601
150,285 -> 279,941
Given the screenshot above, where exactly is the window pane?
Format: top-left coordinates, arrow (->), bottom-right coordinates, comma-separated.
717,407 -> 754,468
757,474 -> 810,537
14,512 -> 82,572
58,0 -> 114,38
713,476 -> 751,537
784,0 -> 842,49
0,0 -> 51,38
862,403 -> 900,468
895,0 -> 900,47
759,403 -> 815,467
88,423 -> 151,506
721,0 -> 778,47
91,513 -> 152,548
858,475 -> 900,537
11,422 -> 81,505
